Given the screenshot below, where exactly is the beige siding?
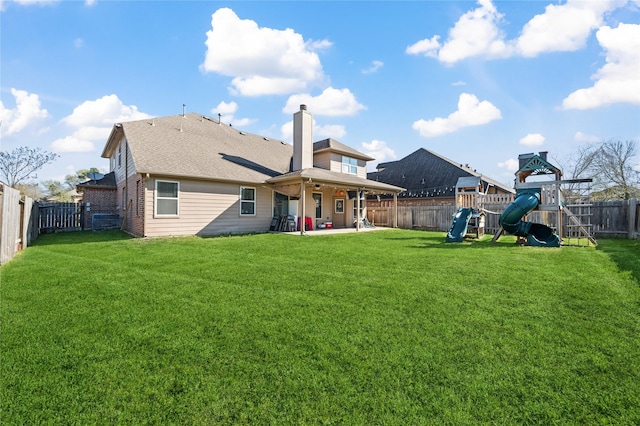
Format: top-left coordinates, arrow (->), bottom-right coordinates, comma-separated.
296,189 -> 364,229
111,137 -> 138,184
144,177 -> 273,237
313,152 -> 332,170
356,160 -> 367,179
329,153 -> 342,173
327,153 -> 368,178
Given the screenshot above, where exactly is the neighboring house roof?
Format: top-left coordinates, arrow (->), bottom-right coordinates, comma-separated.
77,171 -> 117,190
368,148 -> 514,197
313,138 -> 375,161
102,113 -> 293,184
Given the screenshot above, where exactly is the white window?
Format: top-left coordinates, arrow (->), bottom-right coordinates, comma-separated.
155,180 -> 179,216
118,145 -> 122,168
342,156 -> 358,175
240,187 -> 256,216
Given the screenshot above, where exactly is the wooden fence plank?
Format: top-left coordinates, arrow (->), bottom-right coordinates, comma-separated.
37,202 -> 83,232
367,199 -> 637,239
0,184 -> 23,264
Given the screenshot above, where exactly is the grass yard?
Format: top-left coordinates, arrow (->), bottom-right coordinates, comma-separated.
1,229 -> 639,424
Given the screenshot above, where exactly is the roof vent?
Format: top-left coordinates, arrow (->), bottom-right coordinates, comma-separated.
300,104 -> 307,111
263,137 -> 270,141
239,131 -> 246,135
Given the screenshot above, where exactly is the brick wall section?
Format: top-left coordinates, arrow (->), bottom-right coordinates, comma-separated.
81,187 -> 118,229
120,173 -> 145,237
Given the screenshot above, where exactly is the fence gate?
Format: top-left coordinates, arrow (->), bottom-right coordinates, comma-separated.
38,202 -> 84,232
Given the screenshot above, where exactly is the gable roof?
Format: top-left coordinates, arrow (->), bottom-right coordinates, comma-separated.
102,113 -> 293,184
368,148 -> 514,197
313,138 -> 375,161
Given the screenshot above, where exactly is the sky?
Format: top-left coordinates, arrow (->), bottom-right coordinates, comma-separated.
1,0 -> 639,187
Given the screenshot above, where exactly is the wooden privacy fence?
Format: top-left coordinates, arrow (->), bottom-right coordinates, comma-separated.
592,199 -> 639,239
37,202 -> 84,232
0,184 -> 36,265
368,198 -> 639,239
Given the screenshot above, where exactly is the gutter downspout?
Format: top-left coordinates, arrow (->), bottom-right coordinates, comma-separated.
300,178 -> 306,236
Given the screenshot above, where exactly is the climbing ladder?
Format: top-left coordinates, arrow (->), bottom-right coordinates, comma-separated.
560,179 -> 597,246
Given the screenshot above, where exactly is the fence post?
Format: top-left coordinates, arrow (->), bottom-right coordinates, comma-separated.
629,198 -> 638,239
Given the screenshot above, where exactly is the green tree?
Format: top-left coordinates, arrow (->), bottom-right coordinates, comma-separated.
64,167 -> 102,190
42,180 -> 74,202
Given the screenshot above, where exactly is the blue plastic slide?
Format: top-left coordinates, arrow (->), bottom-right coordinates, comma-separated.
445,207 -> 473,242
499,190 -> 560,247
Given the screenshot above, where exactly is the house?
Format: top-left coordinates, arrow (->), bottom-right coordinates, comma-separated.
76,171 -> 118,230
367,148 -> 514,207
87,105 -> 404,237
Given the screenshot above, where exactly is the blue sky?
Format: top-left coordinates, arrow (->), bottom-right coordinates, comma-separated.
1,0 -> 639,186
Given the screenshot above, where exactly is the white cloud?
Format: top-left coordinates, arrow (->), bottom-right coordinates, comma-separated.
0,88 -> 49,137
408,0 -> 631,64
452,81 -> 467,87
519,133 -> 545,146
498,158 -> 519,171
362,60 -> 384,74
62,94 -> 150,127
407,0 -> 511,64
212,100 -> 238,116
211,100 -> 237,123
283,87 -> 366,116
574,131 -> 601,143
314,123 -> 346,140
73,38 -> 84,49
54,95 -> 151,153
361,140 -> 396,165
406,35 -> 441,58
562,23 -> 640,110
412,93 -> 501,137
200,8 -> 329,96
51,136 -> 94,153
210,101 -> 254,127
279,119 -> 345,143
515,0 -> 618,57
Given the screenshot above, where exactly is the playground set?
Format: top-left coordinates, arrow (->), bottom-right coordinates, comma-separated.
445,151 -> 597,247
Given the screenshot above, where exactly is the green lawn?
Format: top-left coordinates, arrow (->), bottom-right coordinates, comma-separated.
1,230 -> 639,424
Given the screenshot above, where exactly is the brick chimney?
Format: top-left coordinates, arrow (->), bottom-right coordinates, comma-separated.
293,104 -> 313,170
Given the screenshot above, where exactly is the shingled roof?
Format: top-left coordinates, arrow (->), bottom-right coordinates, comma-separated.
101,113 -> 293,184
76,171 -> 116,190
368,148 -> 513,197
313,138 -> 375,161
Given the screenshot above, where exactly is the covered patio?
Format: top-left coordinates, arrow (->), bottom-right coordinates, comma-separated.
266,168 -> 405,235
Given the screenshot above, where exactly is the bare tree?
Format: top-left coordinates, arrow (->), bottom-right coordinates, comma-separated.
558,140 -> 640,201
591,140 -> 639,200
0,146 -> 59,187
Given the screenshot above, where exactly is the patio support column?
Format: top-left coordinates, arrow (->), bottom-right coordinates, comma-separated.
393,193 -> 398,228
300,178 -> 306,235
356,189 -> 361,232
